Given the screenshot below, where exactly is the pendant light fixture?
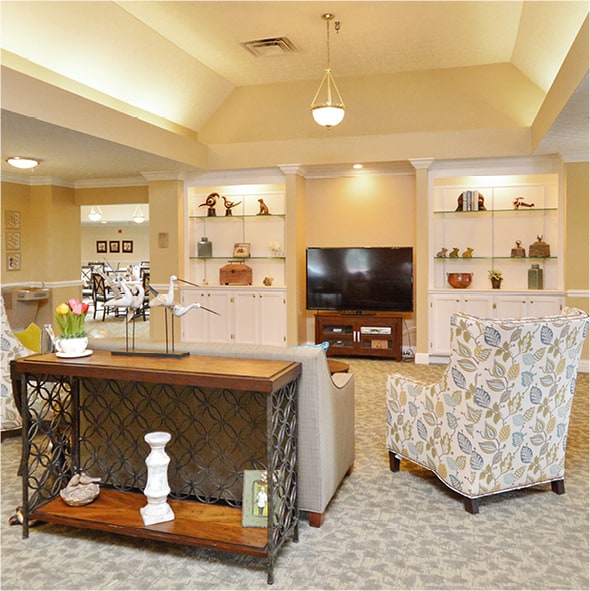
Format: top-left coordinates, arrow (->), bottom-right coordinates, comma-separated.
132,205 -> 145,224
311,13 -> 345,129
88,206 -> 103,222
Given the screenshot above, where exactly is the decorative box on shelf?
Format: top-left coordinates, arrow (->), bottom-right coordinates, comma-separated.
219,261 -> 253,285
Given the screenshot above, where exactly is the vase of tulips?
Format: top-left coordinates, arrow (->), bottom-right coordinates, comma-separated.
54,298 -> 89,356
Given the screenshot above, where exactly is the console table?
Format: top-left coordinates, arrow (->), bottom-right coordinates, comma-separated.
11,351 -> 301,584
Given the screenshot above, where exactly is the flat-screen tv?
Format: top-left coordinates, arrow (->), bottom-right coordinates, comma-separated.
306,247 -> 413,312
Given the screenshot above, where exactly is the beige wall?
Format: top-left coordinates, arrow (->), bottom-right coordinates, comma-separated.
564,161 -> 589,363
302,173 -> 416,343
81,224 -> 150,268
1,181 -> 80,326
75,185 -> 148,206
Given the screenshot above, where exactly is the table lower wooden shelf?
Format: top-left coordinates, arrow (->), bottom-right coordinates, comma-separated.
31,489 -> 269,557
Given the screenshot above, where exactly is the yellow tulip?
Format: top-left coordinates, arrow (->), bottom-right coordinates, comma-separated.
55,302 -> 70,315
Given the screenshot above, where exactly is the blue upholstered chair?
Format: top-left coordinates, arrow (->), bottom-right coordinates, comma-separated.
386,308 -> 589,513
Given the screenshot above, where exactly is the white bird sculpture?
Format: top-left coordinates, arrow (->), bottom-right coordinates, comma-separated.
149,275 -> 177,308
106,280 -> 134,309
171,302 -> 219,317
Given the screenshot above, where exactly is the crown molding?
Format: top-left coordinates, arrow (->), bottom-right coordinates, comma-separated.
409,158 -> 434,170
74,177 -> 148,189
1,173 -> 74,187
560,152 -> 590,163
141,171 -> 187,182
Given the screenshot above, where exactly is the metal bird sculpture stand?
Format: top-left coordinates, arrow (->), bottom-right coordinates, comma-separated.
146,275 -> 219,356
98,266 -> 145,351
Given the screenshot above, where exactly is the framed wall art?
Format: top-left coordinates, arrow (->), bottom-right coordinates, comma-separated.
5,231 -> 21,251
233,242 -> 251,258
96,240 -> 107,254
6,252 -> 21,271
109,240 -> 120,253
122,240 -> 133,253
5,210 -> 20,230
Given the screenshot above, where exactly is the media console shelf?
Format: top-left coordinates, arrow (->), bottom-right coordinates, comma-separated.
11,352 -> 301,585
315,313 -> 402,360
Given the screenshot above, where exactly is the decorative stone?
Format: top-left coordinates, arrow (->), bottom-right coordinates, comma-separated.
60,472 -> 101,506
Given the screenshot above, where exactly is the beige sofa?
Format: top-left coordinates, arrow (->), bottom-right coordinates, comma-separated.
89,336 -> 355,527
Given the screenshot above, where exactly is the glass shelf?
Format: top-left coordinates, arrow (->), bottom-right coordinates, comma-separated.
434,256 -> 557,261
433,207 -> 557,215
189,214 -> 285,220
190,256 -> 285,261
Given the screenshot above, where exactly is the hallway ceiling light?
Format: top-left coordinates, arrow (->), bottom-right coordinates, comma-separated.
6,156 -> 39,169
132,206 -> 145,224
88,206 -> 103,222
311,13 -> 345,129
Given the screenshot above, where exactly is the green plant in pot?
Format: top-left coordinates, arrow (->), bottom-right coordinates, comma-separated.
488,269 -> 503,289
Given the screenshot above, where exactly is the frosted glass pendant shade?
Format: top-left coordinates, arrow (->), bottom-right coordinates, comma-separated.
311,68 -> 345,129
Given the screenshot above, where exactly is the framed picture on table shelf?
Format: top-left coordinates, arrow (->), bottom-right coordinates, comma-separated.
242,470 -> 269,528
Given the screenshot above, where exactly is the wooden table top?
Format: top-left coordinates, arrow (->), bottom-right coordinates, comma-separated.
12,350 -> 301,393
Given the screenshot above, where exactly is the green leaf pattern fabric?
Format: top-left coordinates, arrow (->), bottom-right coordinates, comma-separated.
386,307 -> 589,500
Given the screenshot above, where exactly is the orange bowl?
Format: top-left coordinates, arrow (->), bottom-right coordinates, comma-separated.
447,273 -> 473,289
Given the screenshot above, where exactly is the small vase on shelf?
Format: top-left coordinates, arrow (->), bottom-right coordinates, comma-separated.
528,264 -> 543,289
491,278 -> 502,289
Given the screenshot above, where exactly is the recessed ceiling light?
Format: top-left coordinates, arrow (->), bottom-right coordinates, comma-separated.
353,164 -> 363,169
6,156 -> 39,169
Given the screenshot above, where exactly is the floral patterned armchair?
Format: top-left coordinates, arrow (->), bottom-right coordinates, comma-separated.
386,307 -> 589,513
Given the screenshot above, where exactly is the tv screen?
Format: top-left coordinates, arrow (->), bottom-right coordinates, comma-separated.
306,247 -> 413,312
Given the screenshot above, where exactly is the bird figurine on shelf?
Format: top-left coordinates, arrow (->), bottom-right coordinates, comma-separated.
449,247 -> 460,258
513,196 -> 535,209
199,192 -> 219,216
221,196 -> 241,216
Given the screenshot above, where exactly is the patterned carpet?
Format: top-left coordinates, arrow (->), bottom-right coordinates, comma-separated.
1,360 -> 588,590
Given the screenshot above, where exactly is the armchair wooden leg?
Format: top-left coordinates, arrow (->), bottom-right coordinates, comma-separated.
551,479 -> 565,495
389,451 -> 401,472
464,497 -> 480,514
308,512 -> 324,528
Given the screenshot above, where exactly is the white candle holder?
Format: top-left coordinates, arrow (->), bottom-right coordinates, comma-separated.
140,431 -> 175,526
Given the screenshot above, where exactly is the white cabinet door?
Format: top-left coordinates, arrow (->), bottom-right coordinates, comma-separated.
233,290 -> 259,344
430,294 -> 461,355
205,291 -> 233,342
430,292 -> 493,356
493,293 -> 563,319
181,287 -> 287,345
181,289 -> 233,342
258,290 -> 287,346
180,290 -> 208,342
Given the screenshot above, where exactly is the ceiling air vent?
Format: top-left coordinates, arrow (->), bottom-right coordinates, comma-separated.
241,36 -> 300,57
